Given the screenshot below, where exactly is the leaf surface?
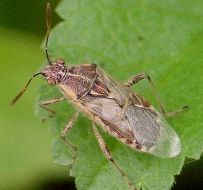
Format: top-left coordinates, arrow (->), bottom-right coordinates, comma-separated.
37,1 -> 203,189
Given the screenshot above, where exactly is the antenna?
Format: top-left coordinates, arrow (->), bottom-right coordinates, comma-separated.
10,73 -> 42,105
45,2 -> 52,64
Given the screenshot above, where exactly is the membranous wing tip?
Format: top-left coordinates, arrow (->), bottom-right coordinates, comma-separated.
148,110 -> 181,158
124,105 -> 181,158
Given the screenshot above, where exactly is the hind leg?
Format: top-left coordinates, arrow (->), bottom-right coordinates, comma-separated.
92,123 -> 138,190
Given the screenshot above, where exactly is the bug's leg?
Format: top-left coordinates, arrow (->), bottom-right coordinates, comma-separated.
163,105 -> 189,118
61,112 -> 79,168
124,72 -> 188,117
39,97 -> 65,120
92,123 -> 137,190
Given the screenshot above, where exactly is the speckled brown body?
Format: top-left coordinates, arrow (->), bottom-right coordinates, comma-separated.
42,61 -> 181,158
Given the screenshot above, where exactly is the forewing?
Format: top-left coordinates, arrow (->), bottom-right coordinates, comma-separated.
83,94 -> 181,158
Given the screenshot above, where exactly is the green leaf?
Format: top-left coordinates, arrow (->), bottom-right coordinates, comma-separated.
37,0 -> 203,190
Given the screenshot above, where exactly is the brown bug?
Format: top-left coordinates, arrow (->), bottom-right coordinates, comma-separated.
11,3 -> 187,190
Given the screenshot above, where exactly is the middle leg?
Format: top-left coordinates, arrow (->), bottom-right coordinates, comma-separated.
61,112 -> 80,168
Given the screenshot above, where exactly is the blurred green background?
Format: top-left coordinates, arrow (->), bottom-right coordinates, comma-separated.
0,0 -> 75,189
0,1 -> 202,190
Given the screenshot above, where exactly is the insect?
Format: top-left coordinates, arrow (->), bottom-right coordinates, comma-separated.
11,3 -> 188,190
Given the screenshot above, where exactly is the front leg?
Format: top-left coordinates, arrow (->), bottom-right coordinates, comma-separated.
92,123 -> 137,190
124,72 -> 188,117
39,97 -> 65,119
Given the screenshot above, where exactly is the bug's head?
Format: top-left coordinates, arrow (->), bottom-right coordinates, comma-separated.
42,59 -> 67,85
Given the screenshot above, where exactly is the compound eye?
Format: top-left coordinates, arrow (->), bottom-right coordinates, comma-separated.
56,59 -> 65,65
